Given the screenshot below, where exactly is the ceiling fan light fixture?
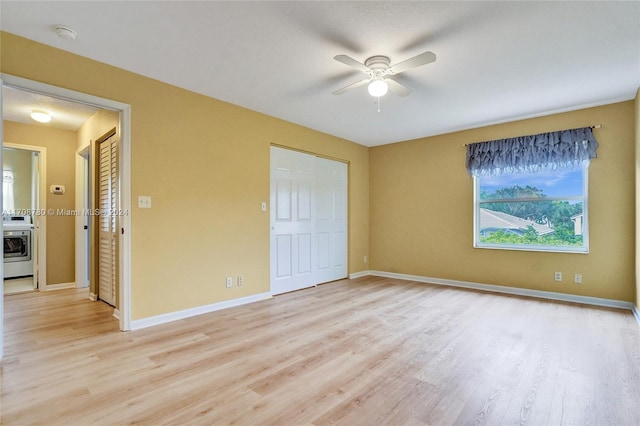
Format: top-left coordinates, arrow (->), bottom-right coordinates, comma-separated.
368,78 -> 388,97
31,109 -> 52,123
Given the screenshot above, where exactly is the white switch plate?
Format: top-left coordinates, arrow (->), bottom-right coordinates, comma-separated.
138,196 -> 152,208
261,202 -> 267,212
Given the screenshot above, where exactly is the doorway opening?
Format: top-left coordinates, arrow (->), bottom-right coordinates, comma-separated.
75,146 -> 90,291
2,143 -> 46,294
0,74 -> 132,360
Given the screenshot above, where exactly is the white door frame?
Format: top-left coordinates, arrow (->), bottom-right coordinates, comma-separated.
0,74 -> 133,348
1,76 -> 4,360
75,146 -> 90,289
2,143 -> 47,291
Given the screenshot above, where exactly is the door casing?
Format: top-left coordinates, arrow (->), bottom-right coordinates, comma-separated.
3,143 -> 47,291
0,74 -> 133,363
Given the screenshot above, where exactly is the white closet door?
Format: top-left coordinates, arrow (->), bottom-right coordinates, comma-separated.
98,135 -> 117,306
270,147 -> 347,295
315,156 -> 348,283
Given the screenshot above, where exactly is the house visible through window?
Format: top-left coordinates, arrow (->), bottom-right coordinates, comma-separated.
474,164 -> 588,253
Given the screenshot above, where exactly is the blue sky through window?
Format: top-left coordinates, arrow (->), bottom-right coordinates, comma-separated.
479,166 -> 584,198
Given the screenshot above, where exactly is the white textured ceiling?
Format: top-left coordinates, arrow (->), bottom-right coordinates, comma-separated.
1,1 -> 639,146
3,86 -> 99,131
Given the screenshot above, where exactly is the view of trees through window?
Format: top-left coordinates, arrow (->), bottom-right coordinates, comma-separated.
475,165 -> 587,252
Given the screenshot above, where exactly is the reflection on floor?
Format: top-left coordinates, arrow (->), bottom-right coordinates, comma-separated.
4,276 -> 36,295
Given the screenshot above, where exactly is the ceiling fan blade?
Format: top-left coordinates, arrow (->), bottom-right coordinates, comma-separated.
389,51 -> 436,74
334,55 -> 370,73
332,78 -> 370,95
386,78 -> 410,97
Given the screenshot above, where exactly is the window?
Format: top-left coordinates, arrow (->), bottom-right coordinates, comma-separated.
3,170 -> 15,213
466,126 -> 598,254
474,164 -> 588,253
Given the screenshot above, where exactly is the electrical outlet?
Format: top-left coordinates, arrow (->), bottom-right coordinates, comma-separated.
237,276 -> 244,286
574,273 -> 583,284
137,195 -> 152,208
554,272 -> 562,282
364,255 -> 368,264
226,277 -> 233,288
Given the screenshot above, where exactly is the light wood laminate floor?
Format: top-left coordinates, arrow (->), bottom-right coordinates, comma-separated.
3,277 -> 35,295
1,277 -> 639,425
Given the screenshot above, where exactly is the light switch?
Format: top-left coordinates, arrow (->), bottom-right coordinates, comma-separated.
261,202 -> 267,212
138,196 -> 152,208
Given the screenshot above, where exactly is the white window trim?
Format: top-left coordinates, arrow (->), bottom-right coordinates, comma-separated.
473,164 -> 589,254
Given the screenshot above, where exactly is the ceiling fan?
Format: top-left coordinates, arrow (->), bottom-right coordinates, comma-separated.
332,51 -> 436,98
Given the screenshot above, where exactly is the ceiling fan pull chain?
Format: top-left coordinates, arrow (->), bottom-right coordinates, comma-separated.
377,96 -> 381,113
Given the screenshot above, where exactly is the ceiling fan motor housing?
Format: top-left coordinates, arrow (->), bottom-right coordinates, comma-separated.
364,56 -> 391,77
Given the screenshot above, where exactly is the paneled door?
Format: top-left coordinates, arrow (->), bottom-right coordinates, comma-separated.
97,134 -> 118,306
270,147 -> 347,295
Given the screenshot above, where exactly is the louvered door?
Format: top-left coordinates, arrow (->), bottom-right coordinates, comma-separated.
98,135 -> 118,306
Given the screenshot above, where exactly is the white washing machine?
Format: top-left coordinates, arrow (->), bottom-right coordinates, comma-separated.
3,215 -> 34,279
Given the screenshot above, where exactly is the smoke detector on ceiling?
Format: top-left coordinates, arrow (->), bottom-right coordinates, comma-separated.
54,25 -> 77,40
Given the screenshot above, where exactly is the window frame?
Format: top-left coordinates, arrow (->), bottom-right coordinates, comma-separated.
3,169 -> 15,213
473,164 -> 590,254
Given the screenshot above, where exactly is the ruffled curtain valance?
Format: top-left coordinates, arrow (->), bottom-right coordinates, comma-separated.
465,127 -> 599,176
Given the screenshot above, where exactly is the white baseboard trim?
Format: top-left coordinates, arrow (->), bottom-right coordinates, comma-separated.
368,270 -> 637,312
633,305 -> 640,326
130,292 -> 273,331
89,292 -> 97,301
349,270 -> 371,279
113,309 -> 121,320
43,282 -> 76,291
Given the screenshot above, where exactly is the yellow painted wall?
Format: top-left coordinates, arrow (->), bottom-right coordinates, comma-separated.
370,101 -> 636,302
3,121 -> 77,285
2,30 -> 633,317
0,32 -> 370,319
2,147 -> 32,211
77,109 -> 119,151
